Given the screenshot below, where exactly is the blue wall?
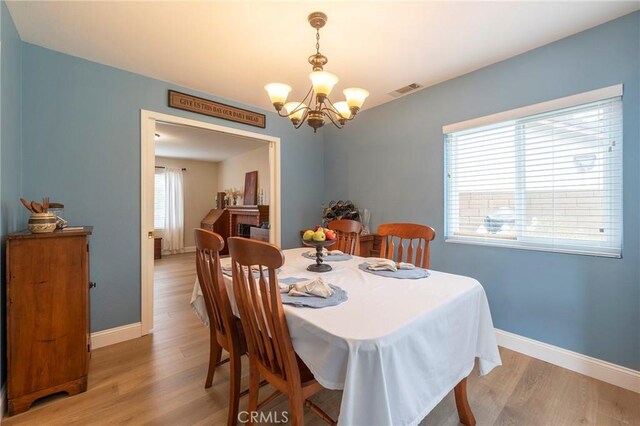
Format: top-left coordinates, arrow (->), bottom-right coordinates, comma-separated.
324,12 -> 640,370
0,0 -> 23,390
2,7 -> 638,396
21,44 -> 324,332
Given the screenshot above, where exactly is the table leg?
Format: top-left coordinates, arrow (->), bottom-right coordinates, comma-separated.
454,377 -> 476,426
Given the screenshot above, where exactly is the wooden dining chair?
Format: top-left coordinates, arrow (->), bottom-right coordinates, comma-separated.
227,237 -> 336,426
377,222 -> 436,268
327,219 -> 363,255
194,228 -> 247,426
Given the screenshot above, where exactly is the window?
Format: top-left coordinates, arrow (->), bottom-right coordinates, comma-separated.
444,85 -> 623,257
154,170 -> 166,229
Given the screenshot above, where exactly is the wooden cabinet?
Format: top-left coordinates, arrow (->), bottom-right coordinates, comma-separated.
359,234 -> 382,257
6,227 -> 93,416
154,237 -> 162,260
200,207 -> 269,252
201,209 -> 230,255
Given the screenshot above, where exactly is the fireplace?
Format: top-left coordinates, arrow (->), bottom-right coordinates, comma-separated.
228,205 -> 269,238
237,224 -> 252,238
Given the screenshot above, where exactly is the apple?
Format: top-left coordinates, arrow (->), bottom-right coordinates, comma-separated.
303,230 -> 315,241
325,230 -> 336,241
313,230 -> 326,242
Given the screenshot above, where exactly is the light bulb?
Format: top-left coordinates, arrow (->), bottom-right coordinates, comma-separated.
284,102 -> 307,123
343,87 -> 369,111
309,71 -> 338,97
333,101 -> 352,120
264,83 -> 292,109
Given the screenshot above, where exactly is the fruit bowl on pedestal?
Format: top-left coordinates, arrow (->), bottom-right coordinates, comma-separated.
302,239 -> 335,272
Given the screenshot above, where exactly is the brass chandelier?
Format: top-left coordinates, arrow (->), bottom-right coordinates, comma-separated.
265,12 -> 369,132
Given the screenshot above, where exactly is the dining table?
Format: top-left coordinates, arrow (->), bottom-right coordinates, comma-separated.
190,247 -> 502,426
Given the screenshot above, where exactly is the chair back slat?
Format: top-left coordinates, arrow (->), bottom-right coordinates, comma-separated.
259,268 -> 282,372
407,242 -> 414,265
397,239 -> 404,264
377,223 -> 436,268
265,267 -> 287,372
416,244 -> 424,267
228,237 -> 300,384
248,266 -> 277,371
194,229 -> 234,340
328,219 -> 363,255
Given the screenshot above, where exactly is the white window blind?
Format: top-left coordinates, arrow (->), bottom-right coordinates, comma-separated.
154,170 -> 166,229
444,88 -> 623,257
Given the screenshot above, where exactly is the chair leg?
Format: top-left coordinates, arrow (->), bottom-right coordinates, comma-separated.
205,336 -> 223,389
288,393 -> 305,426
247,360 -> 260,426
454,377 -> 476,426
226,351 -> 242,426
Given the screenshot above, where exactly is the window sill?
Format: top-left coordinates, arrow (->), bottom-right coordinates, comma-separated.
445,237 -> 622,259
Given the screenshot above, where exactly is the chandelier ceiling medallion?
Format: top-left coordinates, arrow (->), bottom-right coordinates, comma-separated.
264,12 -> 369,133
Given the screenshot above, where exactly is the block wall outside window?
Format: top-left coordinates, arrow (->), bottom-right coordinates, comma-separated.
444,85 -> 622,257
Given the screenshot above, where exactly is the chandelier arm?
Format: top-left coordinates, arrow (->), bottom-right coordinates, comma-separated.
293,118 -> 307,129
321,107 -> 345,129
294,109 -> 311,129
276,85 -> 314,119
323,97 -> 346,119
320,102 -> 346,124
276,108 -> 293,118
278,105 -> 312,118
301,85 -> 315,107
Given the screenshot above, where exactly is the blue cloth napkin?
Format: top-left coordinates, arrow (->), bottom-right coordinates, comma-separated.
302,252 -> 353,262
222,266 -> 279,278
279,277 -> 348,308
358,262 -> 430,279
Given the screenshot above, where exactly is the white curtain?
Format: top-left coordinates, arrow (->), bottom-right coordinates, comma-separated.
162,167 -> 184,254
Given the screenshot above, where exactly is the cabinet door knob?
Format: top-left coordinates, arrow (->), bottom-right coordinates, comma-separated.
89,282 -> 97,289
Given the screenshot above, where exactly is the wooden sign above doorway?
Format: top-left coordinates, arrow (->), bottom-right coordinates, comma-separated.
168,90 -> 266,128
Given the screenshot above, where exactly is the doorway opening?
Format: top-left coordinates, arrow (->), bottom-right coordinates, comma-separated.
140,110 -> 281,334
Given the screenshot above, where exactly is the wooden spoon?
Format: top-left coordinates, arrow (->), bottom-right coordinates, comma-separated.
20,198 -> 35,213
31,201 -> 43,213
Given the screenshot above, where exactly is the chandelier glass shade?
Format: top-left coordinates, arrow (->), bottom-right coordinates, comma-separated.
264,12 -> 369,132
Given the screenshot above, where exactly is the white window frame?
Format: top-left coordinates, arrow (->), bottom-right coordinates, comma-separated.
443,84 -> 623,258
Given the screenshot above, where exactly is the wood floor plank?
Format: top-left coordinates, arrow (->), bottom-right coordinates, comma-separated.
3,252 -> 638,425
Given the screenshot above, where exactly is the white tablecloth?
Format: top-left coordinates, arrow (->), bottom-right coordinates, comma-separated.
190,247 -> 501,426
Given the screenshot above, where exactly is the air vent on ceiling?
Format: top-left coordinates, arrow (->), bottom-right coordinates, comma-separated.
388,83 -> 422,98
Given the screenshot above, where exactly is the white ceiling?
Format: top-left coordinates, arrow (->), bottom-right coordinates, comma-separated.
7,1 -> 639,112
154,121 -> 266,162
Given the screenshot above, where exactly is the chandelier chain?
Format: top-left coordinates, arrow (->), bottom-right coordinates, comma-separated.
316,29 -> 320,54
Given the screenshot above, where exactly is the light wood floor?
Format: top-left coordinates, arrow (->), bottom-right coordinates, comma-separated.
4,253 -> 639,425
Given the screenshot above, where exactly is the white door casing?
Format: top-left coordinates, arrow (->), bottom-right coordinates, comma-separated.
140,109 -> 281,335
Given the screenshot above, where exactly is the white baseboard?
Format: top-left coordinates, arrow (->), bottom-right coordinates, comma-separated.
91,322 -> 142,350
1,383 -> 6,419
495,328 -> 640,393
0,325 -> 141,419
183,246 -> 196,253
